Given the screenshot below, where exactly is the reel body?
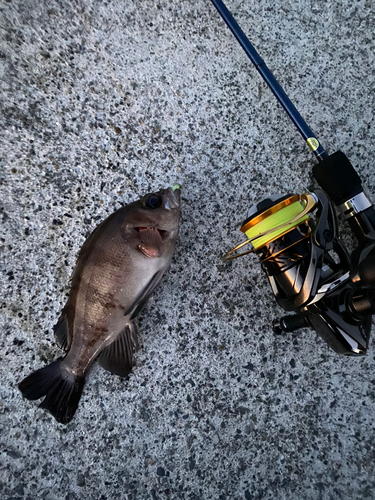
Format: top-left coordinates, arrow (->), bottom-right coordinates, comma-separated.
224,170 -> 375,356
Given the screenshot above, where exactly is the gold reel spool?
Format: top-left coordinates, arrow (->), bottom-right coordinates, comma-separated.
222,193 -> 317,261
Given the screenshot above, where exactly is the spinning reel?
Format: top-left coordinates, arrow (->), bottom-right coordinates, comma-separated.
211,0 -> 375,355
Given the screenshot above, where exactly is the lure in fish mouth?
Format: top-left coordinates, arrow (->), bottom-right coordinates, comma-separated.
18,186 -> 181,424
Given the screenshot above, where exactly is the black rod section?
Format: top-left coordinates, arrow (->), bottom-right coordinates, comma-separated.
210,0 -> 328,161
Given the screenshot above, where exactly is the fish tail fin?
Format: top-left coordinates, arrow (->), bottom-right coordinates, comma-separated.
18,358 -> 85,424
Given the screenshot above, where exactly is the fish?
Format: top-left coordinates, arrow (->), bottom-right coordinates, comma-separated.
19,186 -> 181,424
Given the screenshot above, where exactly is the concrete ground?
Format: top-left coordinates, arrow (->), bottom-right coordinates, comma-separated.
1,0 -> 375,498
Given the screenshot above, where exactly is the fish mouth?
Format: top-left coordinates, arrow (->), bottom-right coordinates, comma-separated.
134,227 -> 168,238
165,186 -> 181,209
135,227 -> 166,258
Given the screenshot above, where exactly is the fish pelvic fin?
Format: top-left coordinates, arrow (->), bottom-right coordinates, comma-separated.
98,322 -> 138,377
18,358 -> 85,424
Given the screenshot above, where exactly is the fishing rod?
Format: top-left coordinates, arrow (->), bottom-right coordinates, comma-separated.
211,0 -> 375,355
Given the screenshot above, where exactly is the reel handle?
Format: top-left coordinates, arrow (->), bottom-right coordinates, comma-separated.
351,288 -> 375,316
273,314 -> 310,334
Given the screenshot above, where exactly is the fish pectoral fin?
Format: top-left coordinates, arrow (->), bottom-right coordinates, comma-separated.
124,270 -> 164,320
54,311 -> 70,351
98,322 -> 139,378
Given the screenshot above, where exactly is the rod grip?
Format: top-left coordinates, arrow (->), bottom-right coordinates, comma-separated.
312,151 -> 363,205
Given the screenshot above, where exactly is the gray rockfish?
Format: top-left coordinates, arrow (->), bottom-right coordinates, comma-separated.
19,186 -> 181,424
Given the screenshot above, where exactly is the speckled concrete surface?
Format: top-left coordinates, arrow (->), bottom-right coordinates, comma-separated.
1,0 -> 375,499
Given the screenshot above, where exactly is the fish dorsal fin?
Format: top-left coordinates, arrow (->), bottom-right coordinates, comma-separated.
124,270 -> 164,320
98,322 -> 139,377
54,312 -> 70,351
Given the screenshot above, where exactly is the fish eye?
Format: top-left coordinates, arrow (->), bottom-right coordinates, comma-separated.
142,193 -> 162,209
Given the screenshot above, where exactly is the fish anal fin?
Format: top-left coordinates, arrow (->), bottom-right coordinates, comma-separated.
54,312 -> 70,351
98,322 -> 139,378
